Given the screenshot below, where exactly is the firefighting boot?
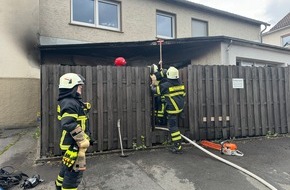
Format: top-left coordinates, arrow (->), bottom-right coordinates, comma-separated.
169,142 -> 183,154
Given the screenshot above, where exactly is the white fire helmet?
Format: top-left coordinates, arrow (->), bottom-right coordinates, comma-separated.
148,64 -> 158,74
166,67 -> 179,79
59,73 -> 85,89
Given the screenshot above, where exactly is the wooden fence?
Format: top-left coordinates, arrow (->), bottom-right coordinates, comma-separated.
41,64 -> 290,157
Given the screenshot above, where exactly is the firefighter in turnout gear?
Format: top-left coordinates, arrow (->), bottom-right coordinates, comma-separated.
55,73 -> 92,190
151,66 -> 186,154
149,62 -> 167,125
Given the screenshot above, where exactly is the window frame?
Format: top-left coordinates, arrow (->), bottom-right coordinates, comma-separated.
236,58 -> 283,67
70,0 -> 96,27
156,11 -> 176,39
70,0 -> 121,31
191,18 -> 208,37
96,0 -> 121,31
282,34 -> 290,47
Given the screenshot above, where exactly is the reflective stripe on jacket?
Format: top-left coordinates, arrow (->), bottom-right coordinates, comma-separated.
155,79 -> 186,114
57,98 -> 91,151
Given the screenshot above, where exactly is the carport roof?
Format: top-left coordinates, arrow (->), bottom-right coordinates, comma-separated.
39,36 -> 290,68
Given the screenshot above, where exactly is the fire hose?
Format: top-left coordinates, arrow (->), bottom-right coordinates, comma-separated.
155,127 -> 277,190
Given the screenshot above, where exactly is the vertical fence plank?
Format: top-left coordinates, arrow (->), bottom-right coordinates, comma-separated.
116,67 -> 123,149
181,67 -> 189,131
92,67 -> 98,149
188,65 -> 195,138
192,66 -> 199,140
144,67 -> 151,147
265,68 -> 274,134
41,65 -> 49,157
228,66 -> 236,137
278,68 -> 286,134
52,65 -> 61,155
213,66 -> 220,139
126,67 -> 133,148
97,66 -> 104,151
106,67 -> 114,149
252,68 -> 261,136
121,67 -> 127,147
220,66 -> 228,138
197,66 -> 204,140
286,66 -> 290,133
272,68 -> 280,134
258,68 -> 267,135
136,68 -> 142,145
245,67 -> 254,136
205,66 -> 212,139
238,67 -> 247,137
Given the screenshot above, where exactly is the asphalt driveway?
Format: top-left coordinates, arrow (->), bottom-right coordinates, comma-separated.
1,128 -> 290,190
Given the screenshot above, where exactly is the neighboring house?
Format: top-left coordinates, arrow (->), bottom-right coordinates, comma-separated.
2,0 -> 290,129
263,12 -> 290,48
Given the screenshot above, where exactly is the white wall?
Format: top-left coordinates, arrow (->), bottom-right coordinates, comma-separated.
263,27 -> 290,47
0,0 -> 40,78
222,42 -> 290,66
0,0 -> 40,128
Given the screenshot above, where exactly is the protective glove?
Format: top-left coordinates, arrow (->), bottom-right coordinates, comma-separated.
70,126 -> 90,171
150,74 -> 158,86
62,145 -> 78,169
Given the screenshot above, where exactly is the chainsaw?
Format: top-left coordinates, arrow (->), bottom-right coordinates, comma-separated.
200,140 -> 244,156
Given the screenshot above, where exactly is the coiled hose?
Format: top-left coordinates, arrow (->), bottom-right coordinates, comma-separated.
155,127 -> 277,190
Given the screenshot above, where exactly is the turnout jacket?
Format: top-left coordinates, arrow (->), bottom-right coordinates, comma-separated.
153,78 -> 186,114
57,97 -> 91,151
152,69 -> 167,117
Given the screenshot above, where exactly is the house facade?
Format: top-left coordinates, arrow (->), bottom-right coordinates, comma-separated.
39,0 -> 290,67
39,0 -> 265,45
0,0 -> 39,128
263,12 -> 290,48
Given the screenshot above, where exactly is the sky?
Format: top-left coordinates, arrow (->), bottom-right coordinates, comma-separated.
188,0 -> 290,30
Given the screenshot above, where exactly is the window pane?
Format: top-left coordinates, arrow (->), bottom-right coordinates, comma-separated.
282,35 -> 290,46
192,19 -> 208,37
73,0 -> 94,24
157,13 -> 173,38
98,1 -> 118,28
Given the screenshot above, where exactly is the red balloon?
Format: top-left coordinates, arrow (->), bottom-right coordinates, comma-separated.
114,57 -> 126,66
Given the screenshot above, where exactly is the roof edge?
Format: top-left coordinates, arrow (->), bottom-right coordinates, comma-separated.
166,0 -> 270,26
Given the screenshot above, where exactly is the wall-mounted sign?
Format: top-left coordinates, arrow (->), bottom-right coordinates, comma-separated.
232,78 -> 244,89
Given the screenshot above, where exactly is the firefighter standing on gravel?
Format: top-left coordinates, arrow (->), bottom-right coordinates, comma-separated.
149,62 -> 167,125
55,73 -> 93,190
151,66 -> 186,154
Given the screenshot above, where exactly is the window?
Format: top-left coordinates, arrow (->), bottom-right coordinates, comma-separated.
156,12 -> 175,39
192,19 -> 208,37
236,58 -> 283,67
282,35 -> 290,47
71,0 -> 121,31
72,0 -> 95,24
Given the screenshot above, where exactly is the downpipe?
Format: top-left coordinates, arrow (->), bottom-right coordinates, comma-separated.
155,127 -> 277,190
